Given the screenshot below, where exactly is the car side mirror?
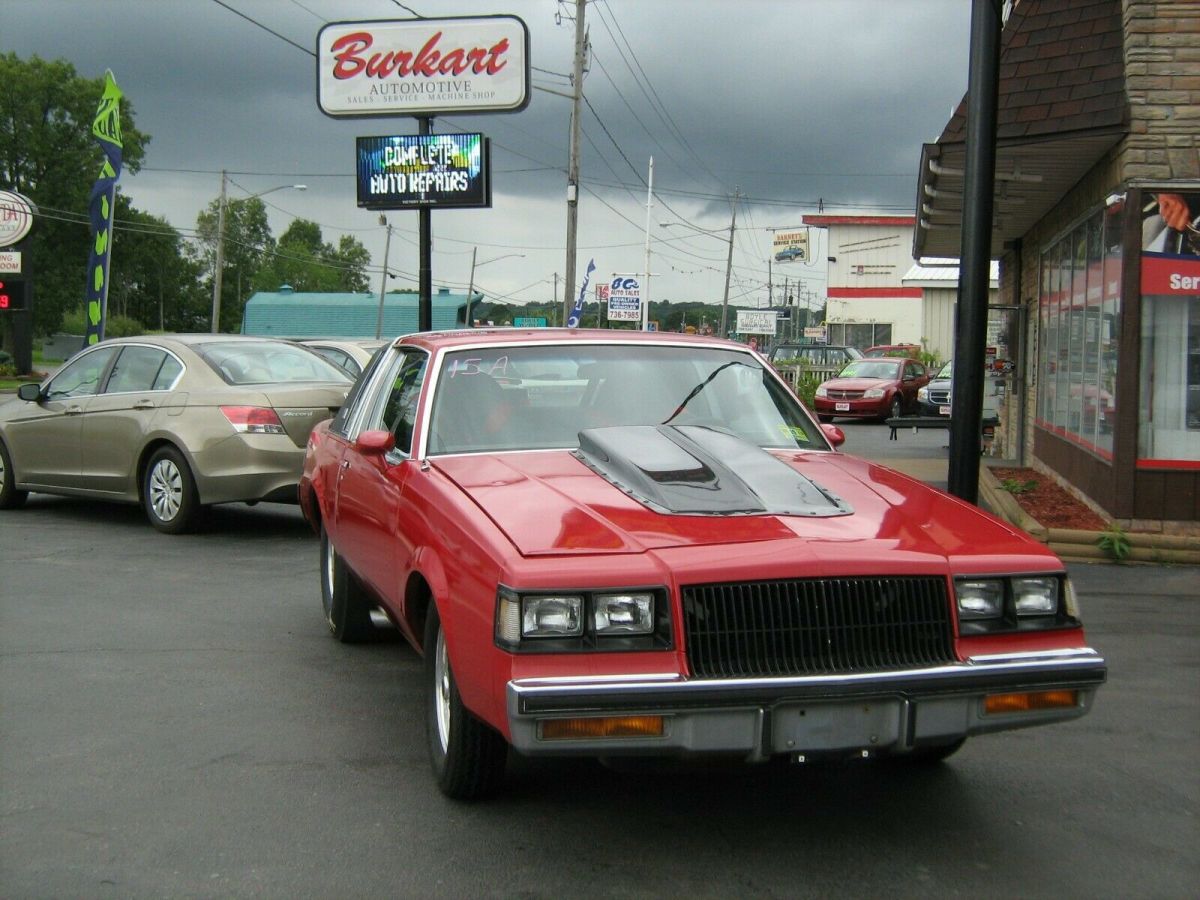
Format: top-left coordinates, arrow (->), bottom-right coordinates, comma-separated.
821,423 -> 845,447
17,382 -> 43,402
354,429 -> 396,456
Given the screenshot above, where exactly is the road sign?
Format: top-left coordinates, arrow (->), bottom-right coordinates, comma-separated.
513,316 -> 547,327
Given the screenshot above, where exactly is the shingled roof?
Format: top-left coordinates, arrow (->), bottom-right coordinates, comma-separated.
914,0 -> 1129,258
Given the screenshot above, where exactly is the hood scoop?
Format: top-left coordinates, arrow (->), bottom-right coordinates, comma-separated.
573,425 -> 852,517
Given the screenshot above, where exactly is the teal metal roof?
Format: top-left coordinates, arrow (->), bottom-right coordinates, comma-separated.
241,287 -> 474,338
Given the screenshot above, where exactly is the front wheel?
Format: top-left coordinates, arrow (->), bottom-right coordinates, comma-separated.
0,439 -> 28,510
320,528 -> 374,642
425,602 -> 507,800
143,446 -> 199,534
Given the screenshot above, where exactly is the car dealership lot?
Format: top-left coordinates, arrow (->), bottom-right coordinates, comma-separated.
1,482 -> 1197,896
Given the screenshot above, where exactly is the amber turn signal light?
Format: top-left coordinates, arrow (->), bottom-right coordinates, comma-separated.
984,690 -> 1078,714
540,716 -> 665,740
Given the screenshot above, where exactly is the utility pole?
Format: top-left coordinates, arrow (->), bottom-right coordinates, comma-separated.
210,169 -> 227,333
563,0 -> 587,325
375,215 -> 392,339
465,246 -> 478,327
719,187 -> 739,338
553,272 -> 559,325
642,156 -> 653,331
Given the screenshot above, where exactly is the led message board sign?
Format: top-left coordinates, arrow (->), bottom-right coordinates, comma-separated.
356,133 -> 490,210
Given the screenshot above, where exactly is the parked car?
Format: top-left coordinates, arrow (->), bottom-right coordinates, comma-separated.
0,335 -> 353,532
918,360 -> 955,416
814,357 -> 930,421
917,361 -> 1006,419
768,343 -> 863,368
864,343 -> 922,358
300,338 -> 388,378
300,328 -> 1105,799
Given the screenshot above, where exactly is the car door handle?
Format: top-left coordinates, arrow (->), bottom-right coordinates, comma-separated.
65,405 -> 84,416
133,399 -> 155,410
340,460 -> 351,470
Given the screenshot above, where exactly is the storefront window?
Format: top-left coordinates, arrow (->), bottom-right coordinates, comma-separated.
1138,189 -> 1200,465
1036,204 -> 1120,458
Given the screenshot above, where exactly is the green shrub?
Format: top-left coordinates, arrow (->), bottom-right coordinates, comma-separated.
1097,522 -> 1132,562
58,309 -> 144,338
1000,477 -> 1038,495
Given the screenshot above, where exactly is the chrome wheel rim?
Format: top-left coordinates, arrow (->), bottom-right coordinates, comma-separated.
322,540 -> 336,624
0,451 -> 6,493
434,626 -> 451,753
148,459 -> 183,522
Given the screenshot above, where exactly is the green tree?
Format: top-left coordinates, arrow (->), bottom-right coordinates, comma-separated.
0,53 -> 150,334
195,197 -> 274,332
251,219 -> 372,295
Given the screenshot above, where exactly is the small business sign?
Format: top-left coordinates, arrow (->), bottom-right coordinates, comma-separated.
735,309 -> 778,335
0,192 -> 35,248
356,133 -> 490,209
0,250 -> 21,274
513,316 -> 546,327
804,326 -> 828,341
606,276 -> 641,321
318,16 -> 531,118
772,229 -> 808,263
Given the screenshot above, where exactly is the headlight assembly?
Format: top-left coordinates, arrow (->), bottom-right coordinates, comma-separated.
955,574 -> 1077,634
496,586 -> 670,652
864,388 -> 885,399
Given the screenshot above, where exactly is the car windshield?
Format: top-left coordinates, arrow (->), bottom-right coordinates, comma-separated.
426,344 -> 825,455
836,360 -> 902,379
198,341 -> 353,385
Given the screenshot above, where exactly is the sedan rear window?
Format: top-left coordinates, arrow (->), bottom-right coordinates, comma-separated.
427,344 -> 824,455
198,342 -> 352,385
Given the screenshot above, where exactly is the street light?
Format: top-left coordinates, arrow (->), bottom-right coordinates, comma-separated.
210,172 -> 306,333
660,209 -> 737,338
466,249 -> 525,327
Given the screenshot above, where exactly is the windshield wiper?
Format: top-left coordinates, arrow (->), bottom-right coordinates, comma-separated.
661,361 -> 745,425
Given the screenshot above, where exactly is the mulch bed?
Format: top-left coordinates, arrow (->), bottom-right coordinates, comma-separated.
990,467 -> 1109,532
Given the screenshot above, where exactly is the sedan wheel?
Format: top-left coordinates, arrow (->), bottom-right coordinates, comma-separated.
0,440 -> 29,510
424,602 -> 507,800
319,528 -> 373,642
143,446 -> 199,534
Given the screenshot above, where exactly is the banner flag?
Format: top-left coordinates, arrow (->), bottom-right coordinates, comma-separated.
566,258 -> 596,328
82,70 -> 124,348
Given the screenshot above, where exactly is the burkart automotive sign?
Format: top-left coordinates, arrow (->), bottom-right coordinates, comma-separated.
317,16 -> 530,118
356,134 -> 490,210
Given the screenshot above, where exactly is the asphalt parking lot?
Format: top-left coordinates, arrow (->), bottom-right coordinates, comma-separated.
1,427 -> 1197,898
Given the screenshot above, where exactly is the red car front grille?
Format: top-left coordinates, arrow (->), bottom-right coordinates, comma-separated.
681,576 -> 955,678
826,389 -> 865,400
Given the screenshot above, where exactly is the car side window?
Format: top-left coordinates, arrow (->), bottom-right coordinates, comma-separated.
45,346 -> 118,400
373,351 -> 428,455
105,346 -> 177,394
330,346 -> 391,436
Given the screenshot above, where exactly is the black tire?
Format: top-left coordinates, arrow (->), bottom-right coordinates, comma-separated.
424,602 -> 507,800
888,395 -> 903,421
143,446 -> 200,534
0,439 -> 28,510
319,528 -> 374,642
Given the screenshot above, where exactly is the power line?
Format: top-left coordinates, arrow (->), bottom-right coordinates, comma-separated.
208,0 -> 314,58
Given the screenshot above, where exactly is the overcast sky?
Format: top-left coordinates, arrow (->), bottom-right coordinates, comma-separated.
2,0 -> 971,315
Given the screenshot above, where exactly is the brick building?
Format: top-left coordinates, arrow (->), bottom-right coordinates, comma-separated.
915,0 -> 1199,532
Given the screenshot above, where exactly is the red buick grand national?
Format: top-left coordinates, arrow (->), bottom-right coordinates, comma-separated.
300,329 -> 1105,799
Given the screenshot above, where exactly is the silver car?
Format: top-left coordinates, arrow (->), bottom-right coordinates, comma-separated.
299,338 -> 388,378
0,335 -> 352,533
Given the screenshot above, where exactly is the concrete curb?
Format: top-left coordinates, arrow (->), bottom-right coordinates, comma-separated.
979,465 -> 1200,564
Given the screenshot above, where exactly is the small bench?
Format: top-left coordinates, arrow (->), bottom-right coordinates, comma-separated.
886,414 -> 999,441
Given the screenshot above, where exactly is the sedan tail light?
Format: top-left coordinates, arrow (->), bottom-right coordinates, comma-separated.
220,405 -> 286,435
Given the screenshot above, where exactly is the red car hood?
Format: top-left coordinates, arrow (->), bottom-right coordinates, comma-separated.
432,450 -> 1042,561
822,376 -> 895,391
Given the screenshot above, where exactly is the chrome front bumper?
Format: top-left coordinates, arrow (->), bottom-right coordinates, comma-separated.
505,648 -> 1106,759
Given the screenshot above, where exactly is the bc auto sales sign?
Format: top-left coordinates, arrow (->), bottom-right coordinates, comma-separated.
317,16 -> 530,117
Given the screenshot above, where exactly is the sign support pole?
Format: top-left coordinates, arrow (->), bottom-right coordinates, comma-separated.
418,116 -> 433,333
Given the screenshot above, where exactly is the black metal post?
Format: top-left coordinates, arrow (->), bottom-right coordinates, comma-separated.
948,0 -> 1001,504
418,116 -> 433,332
